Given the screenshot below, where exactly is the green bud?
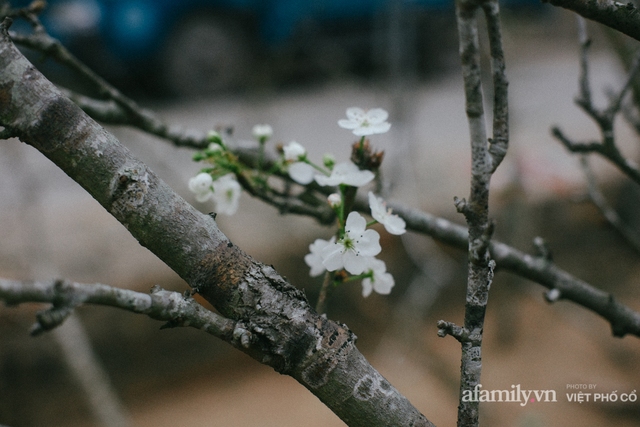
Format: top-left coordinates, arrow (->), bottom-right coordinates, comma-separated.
323,153 -> 336,170
207,130 -> 223,144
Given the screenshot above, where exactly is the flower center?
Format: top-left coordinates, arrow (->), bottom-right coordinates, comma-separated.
342,236 -> 356,252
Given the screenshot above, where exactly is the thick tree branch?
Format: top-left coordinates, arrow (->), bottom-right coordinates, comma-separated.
0,21 -> 433,427
544,0 -> 640,43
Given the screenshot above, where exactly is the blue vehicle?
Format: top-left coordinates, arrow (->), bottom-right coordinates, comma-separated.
13,0 -> 538,95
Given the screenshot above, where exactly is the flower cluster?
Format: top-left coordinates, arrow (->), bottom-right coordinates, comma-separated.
295,107 -> 404,297
189,107 -> 405,299
188,131 -> 244,215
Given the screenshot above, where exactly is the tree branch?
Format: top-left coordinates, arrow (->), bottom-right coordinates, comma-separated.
450,0 -> 507,424
380,199 -> 640,338
0,278 -> 239,339
0,21 -> 433,427
544,0 -> 640,43
552,15 -> 640,185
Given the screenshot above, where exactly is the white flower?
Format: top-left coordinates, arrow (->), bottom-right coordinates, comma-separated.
322,211 -> 381,275
304,237 -> 335,277
338,107 -> 391,136
207,142 -> 223,152
288,162 -> 316,184
252,124 -> 273,140
361,258 -> 395,297
315,162 -> 374,187
283,141 -> 316,184
188,172 -> 214,203
327,193 -> 341,208
211,174 -> 242,215
283,141 -> 306,161
368,192 -> 406,235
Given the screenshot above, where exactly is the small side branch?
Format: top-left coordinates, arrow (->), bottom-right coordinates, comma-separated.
0,278 -> 237,342
579,156 -> 640,254
482,0 -> 509,172
552,17 -> 640,185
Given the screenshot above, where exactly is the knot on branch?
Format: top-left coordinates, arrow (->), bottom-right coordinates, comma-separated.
533,236 -> 553,261
31,279 -> 84,336
437,320 -> 470,343
544,288 -> 562,303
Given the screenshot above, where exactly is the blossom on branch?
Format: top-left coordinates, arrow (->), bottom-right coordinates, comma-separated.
283,141 -> 306,161
338,107 -> 391,136
211,174 -> 242,215
368,192 -> 406,235
283,141 -> 316,184
188,172 -> 214,202
304,237 -> 335,277
322,212 -> 381,275
314,162 -> 374,187
252,124 -> 273,141
362,258 -> 395,297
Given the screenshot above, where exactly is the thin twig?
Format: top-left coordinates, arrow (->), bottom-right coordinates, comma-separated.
0,278 -> 238,342
579,155 -> 640,254
552,18 -> 640,185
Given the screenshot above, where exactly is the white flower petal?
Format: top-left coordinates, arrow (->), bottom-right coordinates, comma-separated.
211,174 -> 241,215
188,172 -> 213,193
361,280 -> 373,297
346,107 -> 366,122
305,238 -> 334,277
356,229 -> 382,257
314,162 -> 374,187
288,162 -> 316,184
345,211 -> 367,234
283,141 -> 306,161
342,169 -> 375,186
383,215 -> 406,235
366,108 -> 389,124
342,251 -> 368,275
338,119 -> 361,130
252,124 -> 273,140
321,243 -> 345,272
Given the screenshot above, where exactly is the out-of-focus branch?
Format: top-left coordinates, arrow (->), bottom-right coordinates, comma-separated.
544,0 -> 640,43
552,17 -> 640,185
579,156 -> 640,254
378,199 -> 640,338
2,4 -> 208,150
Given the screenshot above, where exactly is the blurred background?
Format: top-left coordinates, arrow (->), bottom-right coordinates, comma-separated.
2,0 -> 640,426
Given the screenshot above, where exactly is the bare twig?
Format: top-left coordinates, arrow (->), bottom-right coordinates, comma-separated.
579,155 -> 640,253
552,17 -> 640,185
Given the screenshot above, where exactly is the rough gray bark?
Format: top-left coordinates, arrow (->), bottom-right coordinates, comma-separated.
0,20 -> 433,427
443,0 -> 508,425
